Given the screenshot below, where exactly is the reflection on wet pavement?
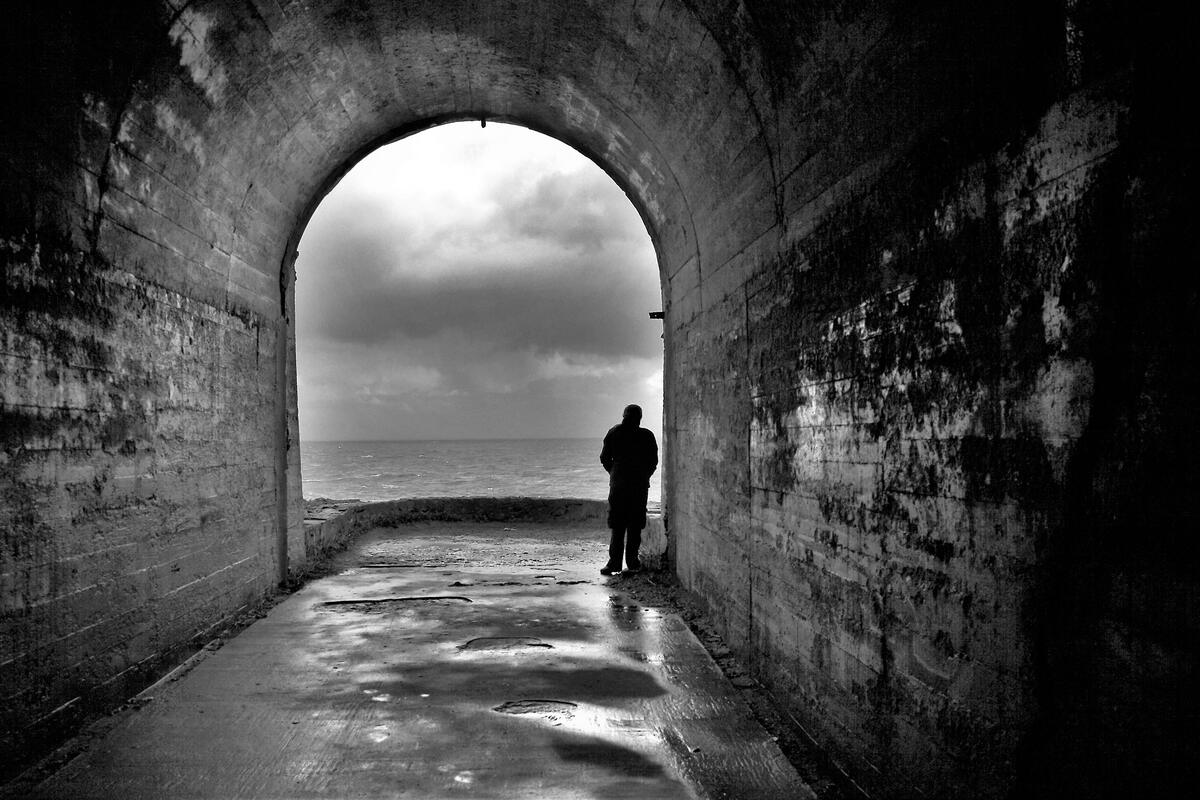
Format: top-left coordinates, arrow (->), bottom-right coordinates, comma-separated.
27,522 -> 813,799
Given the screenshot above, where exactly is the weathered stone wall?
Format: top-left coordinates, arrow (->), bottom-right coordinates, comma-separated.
664,4 -> 1198,798
2,1 -> 1195,796
1,233 -> 283,763
743,90 -> 1122,795
0,4 -> 295,769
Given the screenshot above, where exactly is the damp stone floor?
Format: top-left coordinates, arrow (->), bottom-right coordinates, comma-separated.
24,521 -> 813,799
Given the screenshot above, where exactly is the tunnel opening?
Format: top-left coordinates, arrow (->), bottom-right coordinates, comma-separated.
288,120 -> 665,509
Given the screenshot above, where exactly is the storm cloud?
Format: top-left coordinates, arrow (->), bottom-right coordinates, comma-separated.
295,122 -> 663,441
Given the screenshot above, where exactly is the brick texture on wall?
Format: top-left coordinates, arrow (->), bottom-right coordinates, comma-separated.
0,232 -> 283,766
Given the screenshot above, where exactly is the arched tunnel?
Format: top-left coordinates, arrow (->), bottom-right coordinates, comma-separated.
2,2 -> 1196,797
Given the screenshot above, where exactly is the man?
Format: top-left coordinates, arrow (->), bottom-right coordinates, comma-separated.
599,404 -> 658,575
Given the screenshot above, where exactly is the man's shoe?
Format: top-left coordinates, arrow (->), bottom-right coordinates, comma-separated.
600,565 -> 618,576
625,560 -> 641,574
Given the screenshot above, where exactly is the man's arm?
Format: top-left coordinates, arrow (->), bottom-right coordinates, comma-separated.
600,430 -> 614,473
645,431 -> 658,477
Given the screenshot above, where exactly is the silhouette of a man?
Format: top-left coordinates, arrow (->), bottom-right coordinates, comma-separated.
599,404 -> 658,575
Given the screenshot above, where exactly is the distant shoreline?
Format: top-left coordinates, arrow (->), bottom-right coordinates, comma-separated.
301,436 -> 601,443
298,439 -> 661,506
300,436 -> 666,444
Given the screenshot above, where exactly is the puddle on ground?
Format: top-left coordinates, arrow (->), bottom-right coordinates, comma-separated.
319,596 -> 472,613
459,636 -> 553,651
493,699 -> 577,717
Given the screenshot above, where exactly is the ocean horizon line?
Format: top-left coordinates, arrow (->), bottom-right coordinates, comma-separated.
301,436 -> 603,444
299,437 -> 661,504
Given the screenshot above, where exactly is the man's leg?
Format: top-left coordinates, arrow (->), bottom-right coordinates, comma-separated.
625,527 -> 642,572
601,527 -> 625,574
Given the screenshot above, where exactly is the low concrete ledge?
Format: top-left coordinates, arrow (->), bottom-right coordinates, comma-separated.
641,513 -> 666,569
301,497 -> 605,574
301,497 -> 667,574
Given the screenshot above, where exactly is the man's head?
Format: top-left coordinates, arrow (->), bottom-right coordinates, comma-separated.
622,404 -> 643,425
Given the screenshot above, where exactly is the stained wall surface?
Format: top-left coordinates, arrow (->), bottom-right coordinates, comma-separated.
2,1 -> 1195,797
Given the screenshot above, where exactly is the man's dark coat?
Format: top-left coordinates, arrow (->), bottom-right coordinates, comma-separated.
600,420 -> 658,530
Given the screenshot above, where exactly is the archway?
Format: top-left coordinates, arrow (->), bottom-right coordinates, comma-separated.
292,121 -> 664,503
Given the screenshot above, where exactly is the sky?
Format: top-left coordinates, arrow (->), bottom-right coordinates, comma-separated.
295,122 -> 663,442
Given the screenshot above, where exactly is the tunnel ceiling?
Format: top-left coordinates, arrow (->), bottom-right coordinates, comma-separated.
9,0 -> 980,324
87,0 -> 779,313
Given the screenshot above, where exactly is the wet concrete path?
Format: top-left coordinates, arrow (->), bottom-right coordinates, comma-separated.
27,522 -> 813,799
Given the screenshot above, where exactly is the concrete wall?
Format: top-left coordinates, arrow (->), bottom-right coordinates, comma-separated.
666,5 -> 1198,798
2,1 -> 1195,796
683,85 -> 1130,796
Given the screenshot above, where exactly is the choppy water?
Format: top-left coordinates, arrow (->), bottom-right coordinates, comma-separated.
300,438 -> 662,505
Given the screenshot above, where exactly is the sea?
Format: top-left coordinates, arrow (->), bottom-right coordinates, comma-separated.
300,438 -> 662,506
